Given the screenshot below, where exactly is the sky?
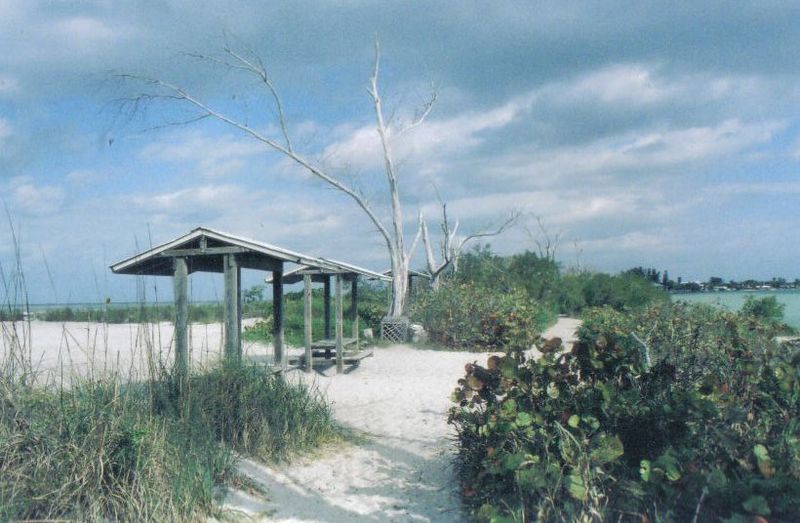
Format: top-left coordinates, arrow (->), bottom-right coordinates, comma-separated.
1,1 -> 799,304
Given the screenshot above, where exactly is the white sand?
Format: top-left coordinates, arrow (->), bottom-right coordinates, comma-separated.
222,317 -> 581,522
0,317 -> 580,522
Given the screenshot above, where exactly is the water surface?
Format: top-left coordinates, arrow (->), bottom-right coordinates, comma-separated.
672,290 -> 800,329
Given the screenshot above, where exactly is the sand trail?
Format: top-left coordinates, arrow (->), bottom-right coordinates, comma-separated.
223,317 -> 581,522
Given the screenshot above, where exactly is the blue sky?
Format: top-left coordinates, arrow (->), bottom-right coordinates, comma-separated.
1,1 -> 799,303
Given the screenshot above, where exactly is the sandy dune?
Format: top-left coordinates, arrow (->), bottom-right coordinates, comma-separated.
222,317 -> 581,522
1,316 -> 580,522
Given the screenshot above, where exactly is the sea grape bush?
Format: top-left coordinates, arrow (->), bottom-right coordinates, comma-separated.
410,283 -> 552,351
449,303 -> 800,521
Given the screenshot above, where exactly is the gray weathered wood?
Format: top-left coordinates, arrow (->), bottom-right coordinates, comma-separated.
335,274 -> 344,374
273,263 -> 285,369
323,275 -> 331,339
173,257 -> 189,385
304,274 -> 313,373
163,246 -> 248,257
223,253 -> 241,363
350,278 -> 359,349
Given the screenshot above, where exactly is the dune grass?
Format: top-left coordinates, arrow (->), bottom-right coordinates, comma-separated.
0,323 -> 342,521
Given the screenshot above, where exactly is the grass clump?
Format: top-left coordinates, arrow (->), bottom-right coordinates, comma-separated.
0,361 -> 340,520
159,363 -> 342,462
0,377 -> 233,521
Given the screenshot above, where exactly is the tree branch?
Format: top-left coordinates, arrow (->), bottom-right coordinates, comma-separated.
116,73 -> 394,253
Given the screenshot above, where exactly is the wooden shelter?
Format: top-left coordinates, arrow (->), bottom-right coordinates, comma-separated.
110,227 -> 358,376
268,260 -> 390,373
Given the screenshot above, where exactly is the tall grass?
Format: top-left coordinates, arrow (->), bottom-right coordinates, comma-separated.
0,242 -> 342,519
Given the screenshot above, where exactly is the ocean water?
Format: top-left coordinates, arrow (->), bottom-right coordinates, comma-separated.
672,290 -> 800,329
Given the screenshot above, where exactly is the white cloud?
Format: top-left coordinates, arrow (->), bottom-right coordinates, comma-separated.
485,118 -> 782,185
0,75 -> 19,96
581,231 -> 668,253
140,131 -> 268,178
66,169 -> 106,185
563,64 -> 678,106
6,176 -> 64,216
321,92 -> 537,172
0,117 -> 11,140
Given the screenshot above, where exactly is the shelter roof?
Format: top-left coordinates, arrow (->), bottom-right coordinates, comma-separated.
110,227 -> 339,276
381,268 -> 432,279
266,258 -> 392,284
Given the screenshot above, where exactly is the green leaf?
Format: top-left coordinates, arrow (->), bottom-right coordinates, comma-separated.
567,414 -> 580,428
707,468 -> 727,490
590,434 -> 624,464
640,460 -> 651,481
515,411 -> 533,427
500,399 -> 517,419
742,495 -> 771,516
490,516 -> 517,523
565,473 -> 588,501
753,444 -> 769,461
582,415 -> 600,430
502,452 -> 526,471
546,382 -> 560,399
653,452 -> 681,482
500,358 -> 517,379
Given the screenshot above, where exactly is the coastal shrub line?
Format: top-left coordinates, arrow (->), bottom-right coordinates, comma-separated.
450,303 -> 800,521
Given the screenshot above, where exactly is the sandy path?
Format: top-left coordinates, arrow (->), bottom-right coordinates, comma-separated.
222,317 -> 581,522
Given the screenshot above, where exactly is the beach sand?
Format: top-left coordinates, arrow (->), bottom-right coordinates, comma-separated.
0,316 -> 580,522
221,317 -> 581,522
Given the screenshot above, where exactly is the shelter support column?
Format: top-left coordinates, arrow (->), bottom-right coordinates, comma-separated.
323,275 -> 332,339
273,263 -> 285,370
304,274 -> 312,373
173,257 -> 189,385
224,253 -> 241,363
335,274 -> 344,374
350,278 -> 358,349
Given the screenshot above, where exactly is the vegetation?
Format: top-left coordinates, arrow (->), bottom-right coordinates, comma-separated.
32,301 -> 276,324
409,245 -> 667,351
243,281 -> 388,346
449,302 -> 800,521
411,284 -> 552,351
0,305 -> 341,521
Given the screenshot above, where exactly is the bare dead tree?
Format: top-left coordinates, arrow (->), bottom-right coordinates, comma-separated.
526,215 -> 562,262
420,198 -> 519,290
116,39 -> 432,317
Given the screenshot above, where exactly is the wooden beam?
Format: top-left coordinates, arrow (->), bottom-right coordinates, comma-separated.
323,275 -> 331,340
273,263 -> 285,370
173,257 -> 189,387
335,274 -> 344,374
223,253 -> 241,363
304,274 -> 313,373
163,246 -> 248,257
351,278 -> 359,349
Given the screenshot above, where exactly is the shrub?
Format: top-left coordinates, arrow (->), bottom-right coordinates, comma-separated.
450,303 -> 800,521
741,295 -> 791,334
410,282 -> 553,351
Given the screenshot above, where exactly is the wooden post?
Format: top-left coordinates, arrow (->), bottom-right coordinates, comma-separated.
223,253 -> 241,363
173,257 -> 189,384
272,263 -> 285,370
335,274 -> 344,374
304,274 -> 313,373
323,275 -> 331,340
350,278 -> 358,349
